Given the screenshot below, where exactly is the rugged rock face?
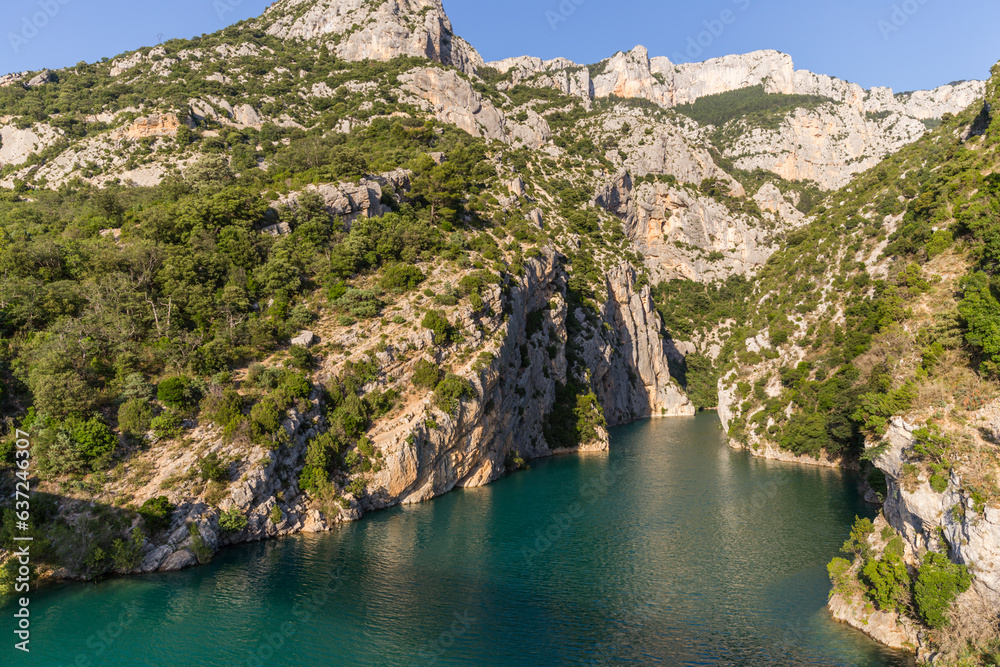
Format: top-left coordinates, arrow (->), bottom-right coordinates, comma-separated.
504,46 -> 984,118
128,402 -> 362,575
906,81 -> 986,119
495,46 -> 984,189
399,67 -> 507,141
656,50 -> 795,106
0,72 -> 28,87
488,56 -> 593,103
596,171 -> 799,283
875,419 -> 1000,610
722,104 -> 929,190
123,248 -> 690,572
595,263 -> 694,420
0,123 -> 63,167
188,97 -> 264,128
261,0 -> 483,74
827,524 -> 924,651
398,67 -> 551,147
272,177 -> 396,228
111,113 -> 189,140
828,418 -> 1000,656
594,109 -> 739,187
363,250 -> 691,507
592,46 -> 670,106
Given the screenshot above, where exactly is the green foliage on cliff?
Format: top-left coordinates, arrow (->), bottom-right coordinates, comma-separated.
674,85 -> 829,130
860,552 -> 911,613
680,353 -> 720,410
413,359 -> 443,389
914,552 -> 973,629
544,382 -> 607,451
139,496 -> 175,533
433,374 -> 476,413
219,507 -> 248,533
421,309 -> 457,345
841,516 -> 875,558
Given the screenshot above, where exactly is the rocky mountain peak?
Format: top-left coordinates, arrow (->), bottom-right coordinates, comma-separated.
259,0 -> 482,73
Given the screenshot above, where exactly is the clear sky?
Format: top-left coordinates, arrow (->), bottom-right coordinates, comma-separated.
1,0 -> 997,93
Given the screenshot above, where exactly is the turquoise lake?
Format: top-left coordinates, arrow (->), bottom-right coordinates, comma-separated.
4,414 -> 914,666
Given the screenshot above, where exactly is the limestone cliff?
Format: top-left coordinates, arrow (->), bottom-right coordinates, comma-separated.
116,248 -> 691,574
828,418 -> 1000,658
398,67 -> 551,147
722,104 -> 929,190
110,113 -> 190,141
596,170 -> 800,284
261,0 -> 483,74
490,46 -> 984,190
0,122 -> 63,167
507,46 -> 985,119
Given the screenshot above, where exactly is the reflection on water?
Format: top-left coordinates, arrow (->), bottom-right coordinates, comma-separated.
4,414 -> 913,666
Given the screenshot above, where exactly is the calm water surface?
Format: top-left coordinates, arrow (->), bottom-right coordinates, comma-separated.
5,414 -> 914,666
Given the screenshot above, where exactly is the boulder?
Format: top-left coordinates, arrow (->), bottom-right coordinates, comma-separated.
160,549 -> 197,572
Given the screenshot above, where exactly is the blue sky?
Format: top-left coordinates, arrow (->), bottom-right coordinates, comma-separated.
1,0 -> 997,92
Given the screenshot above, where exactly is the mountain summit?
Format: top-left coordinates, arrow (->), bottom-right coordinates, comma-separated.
258,0 -> 482,73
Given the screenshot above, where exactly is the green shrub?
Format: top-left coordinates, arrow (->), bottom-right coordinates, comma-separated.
413,359 -> 442,389
197,452 -> 229,482
157,376 -> 196,409
219,507 -> 248,533
959,271 -> 1000,368
70,416 -> 118,463
0,558 -> 36,596
842,516 -> 876,557
32,415 -> 118,472
139,496 -> 175,533
543,381 -> 608,450
110,528 -> 145,572
345,477 -> 366,497
828,557 -> 852,582
269,505 -> 283,525
380,264 -> 425,291
245,363 -> 281,389
188,523 -> 213,564
434,294 -> 459,306
200,388 -> 244,433
421,309 -> 454,345
334,289 -> 384,319
299,431 -> 346,495
861,552 -> 911,613
827,557 -> 853,595
250,398 -> 285,445
118,398 -> 153,439
433,374 -> 476,412
289,345 -> 314,370
925,230 -> 953,258
275,371 -> 311,403
914,552 -> 973,629
151,410 -> 184,439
